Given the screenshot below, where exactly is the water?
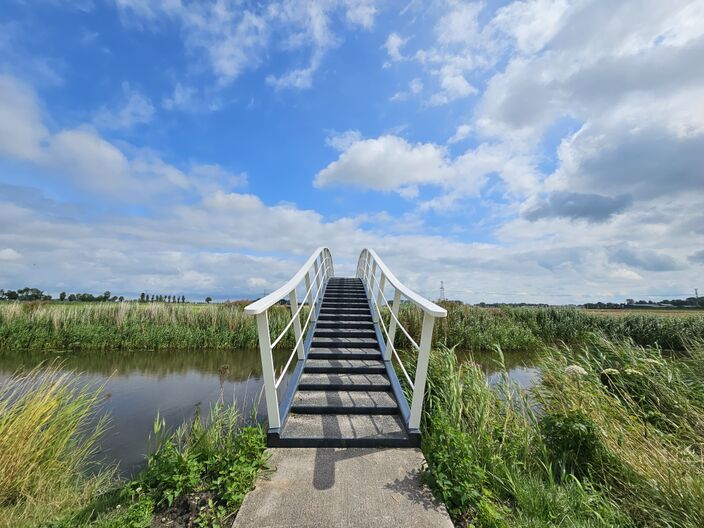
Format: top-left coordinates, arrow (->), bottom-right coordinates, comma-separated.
0,347 -> 539,477
461,349 -> 541,390
0,348 -> 291,477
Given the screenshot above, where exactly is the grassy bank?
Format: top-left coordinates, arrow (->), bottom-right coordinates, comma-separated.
417,338 -> 704,527
0,366 -> 113,527
396,303 -> 704,353
0,367 -> 267,528
0,301 -> 296,351
2,301 -> 703,353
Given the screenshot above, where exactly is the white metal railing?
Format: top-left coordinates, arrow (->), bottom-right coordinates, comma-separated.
356,248 -> 447,430
245,248 -> 334,429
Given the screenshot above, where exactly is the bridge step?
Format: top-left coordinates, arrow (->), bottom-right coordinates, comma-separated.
315,321 -> 375,329
308,348 -> 382,360
311,337 -> 379,348
318,314 -> 373,322
275,414 -> 413,448
304,358 -> 385,374
314,329 -> 377,339
297,373 -> 390,391
290,390 -> 398,414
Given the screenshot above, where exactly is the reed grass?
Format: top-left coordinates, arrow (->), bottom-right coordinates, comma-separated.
0,365 -> 114,528
417,338 -> 704,527
0,302 -> 296,351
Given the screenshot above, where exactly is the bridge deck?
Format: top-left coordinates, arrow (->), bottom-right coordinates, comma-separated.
269,277 -> 417,447
233,448 -> 453,528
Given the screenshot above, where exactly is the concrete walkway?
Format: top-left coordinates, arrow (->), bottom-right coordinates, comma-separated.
233,448 -> 453,528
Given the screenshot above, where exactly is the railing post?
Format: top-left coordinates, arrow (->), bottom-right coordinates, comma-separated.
289,289 -> 305,360
255,312 -> 280,429
409,312 -> 435,430
304,270 -> 312,306
384,287 -> 401,360
373,272 -> 385,323
313,258 -> 321,297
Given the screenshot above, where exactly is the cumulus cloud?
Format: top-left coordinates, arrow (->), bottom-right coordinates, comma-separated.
523,192 -> 632,223
689,250 -> 704,264
607,243 -> 683,272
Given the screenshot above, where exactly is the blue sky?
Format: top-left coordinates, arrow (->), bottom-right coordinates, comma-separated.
1,0 -> 703,303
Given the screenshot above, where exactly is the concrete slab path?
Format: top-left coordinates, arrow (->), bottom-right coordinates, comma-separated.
233,448 -> 453,528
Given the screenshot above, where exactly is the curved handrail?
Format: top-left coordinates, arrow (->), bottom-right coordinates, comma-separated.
244,247 -> 334,430
356,247 -> 446,431
245,247 -> 332,315
358,248 -> 447,317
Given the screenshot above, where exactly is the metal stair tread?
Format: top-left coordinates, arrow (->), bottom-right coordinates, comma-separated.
280,414 -> 408,440
290,390 -> 398,415
298,372 -> 391,389
305,358 -> 384,369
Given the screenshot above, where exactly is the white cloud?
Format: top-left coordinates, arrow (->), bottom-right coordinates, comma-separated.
162,83 -> 196,111
114,0 -> 380,90
389,77 -> 423,101
315,135 -> 453,193
325,129 -> 362,151
385,32 -> 407,61
0,74 -> 241,201
94,84 -> 154,129
0,75 -> 48,161
448,124 -> 472,143
0,248 -> 22,261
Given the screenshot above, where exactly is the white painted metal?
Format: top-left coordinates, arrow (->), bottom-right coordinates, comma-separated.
245,248 -> 333,430
289,289 -> 304,360
409,312 -> 435,429
384,288 -> 401,361
255,312 -> 280,429
356,248 -> 446,431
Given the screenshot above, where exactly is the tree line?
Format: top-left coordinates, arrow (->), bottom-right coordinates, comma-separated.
0,288 -> 192,303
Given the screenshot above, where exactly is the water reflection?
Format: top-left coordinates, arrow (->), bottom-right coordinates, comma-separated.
0,348 -> 291,477
458,349 -> 540,390
0,347 -> 540,477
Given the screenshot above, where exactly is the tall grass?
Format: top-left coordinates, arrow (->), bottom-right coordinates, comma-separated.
0,366 -> 113,527
0,302 -> 296,351
58,405 -> 267,528
392,303 -> 704,353
418,339 -> 704,527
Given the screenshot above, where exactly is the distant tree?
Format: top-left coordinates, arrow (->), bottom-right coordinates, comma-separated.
103,291 -> 111,301
59,291 -> 66,301
110,296 -> 118,302
205,296 -> 212,304
140,292 -> 146,302
181,295 -> 186,303
167,295 -> 172,303
68,294 -> 76,301
118,296 -> 124,302
151,295 -> 155,302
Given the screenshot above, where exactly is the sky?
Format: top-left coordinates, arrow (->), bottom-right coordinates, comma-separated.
0,0 -> 703,304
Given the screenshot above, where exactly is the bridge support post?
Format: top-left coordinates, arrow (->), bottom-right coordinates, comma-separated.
289,289 -> 305,360
384,287 -> 401,360
255,312 -> 280,430
409,312 -> 435,430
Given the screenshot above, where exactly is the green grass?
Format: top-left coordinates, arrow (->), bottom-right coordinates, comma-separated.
0,301 -> 297,351
2,301 -> 701,353
54,405 -> 267,528
0,365 -> 114,528
392,303 -> 704,353
416,339 -> 704,527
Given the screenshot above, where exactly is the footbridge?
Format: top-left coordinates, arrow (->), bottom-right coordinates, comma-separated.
236,248 -> 452,527
244,247 -> 447,448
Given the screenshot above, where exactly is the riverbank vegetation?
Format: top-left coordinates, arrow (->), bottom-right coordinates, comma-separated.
2,301 -> 703,353
417,337 -> 704,527
0,365 -> 266,528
